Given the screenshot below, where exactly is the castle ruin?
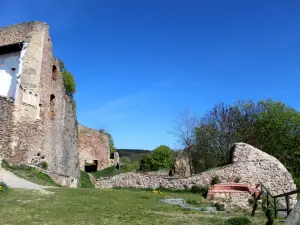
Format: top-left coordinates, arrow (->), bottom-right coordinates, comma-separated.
0,21 -> 119,187
0,22 -> 79,187
78,125 -> 119,173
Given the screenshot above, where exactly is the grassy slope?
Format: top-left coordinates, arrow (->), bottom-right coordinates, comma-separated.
90,166 -> 121,179
0,188 -> 266,225
1,162 -> 59,187
80,171 -> 94,188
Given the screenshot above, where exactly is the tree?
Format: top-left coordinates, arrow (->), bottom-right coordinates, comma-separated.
180,99 -> 300,187
140,145 -> 174,171
252,100 -> 300,186
62,71 -> 76,95
57,59 -> 76,95
171,108 -> 199,175
122,158 -> 140,172
104,132 -> 116,154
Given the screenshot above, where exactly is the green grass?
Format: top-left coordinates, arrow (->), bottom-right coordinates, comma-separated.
80,171 -> 94,188
1,161 -> 59,187
0,188 -> 266,225
90,166 -> 121,179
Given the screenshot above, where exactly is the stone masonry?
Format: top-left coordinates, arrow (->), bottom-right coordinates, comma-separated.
78,125 -> 110,170
96,143 -> 297,207
0,22 -> 79,187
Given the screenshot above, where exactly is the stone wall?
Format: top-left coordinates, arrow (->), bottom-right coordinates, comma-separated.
0,22 -> 80,187
96,143 -> 297,207
78,125 -> 111,171
0,97 -> 14,160
172,150 -> 191,177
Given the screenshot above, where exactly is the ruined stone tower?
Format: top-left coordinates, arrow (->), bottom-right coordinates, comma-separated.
0,22 -> 79,187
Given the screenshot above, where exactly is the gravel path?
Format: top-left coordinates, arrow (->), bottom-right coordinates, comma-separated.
0,168 -> 53,193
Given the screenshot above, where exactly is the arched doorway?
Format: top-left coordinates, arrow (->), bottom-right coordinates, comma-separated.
84,160 -> 98,173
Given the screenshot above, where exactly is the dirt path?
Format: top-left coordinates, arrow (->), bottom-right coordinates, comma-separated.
0,168 -> 53,193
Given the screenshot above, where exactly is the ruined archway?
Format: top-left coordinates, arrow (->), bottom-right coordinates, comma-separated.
84,160 -> 98,173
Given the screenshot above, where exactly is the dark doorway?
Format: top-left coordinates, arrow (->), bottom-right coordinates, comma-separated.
110,153 -> 114,159
84,160 -> 98,173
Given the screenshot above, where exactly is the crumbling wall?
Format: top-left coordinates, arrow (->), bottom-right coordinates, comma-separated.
96,143 -> 297,207
0,22 -> 47,164
0,97 -> 14,159
0,22 -> 38,46
78,125 -> 110,171
0,22 -> 80,187
37,26 -> 79,187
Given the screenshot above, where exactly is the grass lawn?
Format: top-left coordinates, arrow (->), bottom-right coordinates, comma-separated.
1,161 -> 59,187
0,188 -> 266,225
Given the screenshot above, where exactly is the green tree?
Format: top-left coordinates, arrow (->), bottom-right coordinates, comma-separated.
105,132 -> 116,154
57,59 -> 76,95
178,99 -> 300,187
253,100 -> 300,186
122,158 -> 140,173
62,71 -> 76,95
140,145 -> 174,171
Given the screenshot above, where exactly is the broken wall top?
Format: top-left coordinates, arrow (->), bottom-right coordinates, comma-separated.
0,21 -> 49,47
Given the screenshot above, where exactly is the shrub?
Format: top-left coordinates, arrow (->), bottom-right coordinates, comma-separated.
140,145 -> 174,171
123,161 -> 139,173
1,159 -> 10,169
62,71 -> 76,95
39,161 -> 48,169
214,202 -> 225,211
191,185 -> 209,198
0,181 -> 8,192
211,175 -> 221,185
224,217 -> 251,225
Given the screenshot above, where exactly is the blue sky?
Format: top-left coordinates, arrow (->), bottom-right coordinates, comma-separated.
1,1 -> 300,150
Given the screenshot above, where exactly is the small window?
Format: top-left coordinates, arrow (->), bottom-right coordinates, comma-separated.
50,94 -> 56,118
50,94 -> 55,102
52,65 -> 57,80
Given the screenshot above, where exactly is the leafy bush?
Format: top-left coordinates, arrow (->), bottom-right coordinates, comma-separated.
223,217 -> 251,225
123,161 -> 140,173
0,181 -> 8,193
62,71 -> 76,95
211,175 -> 221,185
191,185 -> 208,198
58,59 -> 76,95
39,161 -> 48,169
80,171 -> 94,188
140,145 -> 174,171
104,132 -> 116,154
214,202 -> 225,211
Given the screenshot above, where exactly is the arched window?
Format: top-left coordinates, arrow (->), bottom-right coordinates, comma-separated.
50,94 -> 56,118
52,65 -> 57,80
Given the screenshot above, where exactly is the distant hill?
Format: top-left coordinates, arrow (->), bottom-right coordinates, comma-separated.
116,149 -> 151,161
